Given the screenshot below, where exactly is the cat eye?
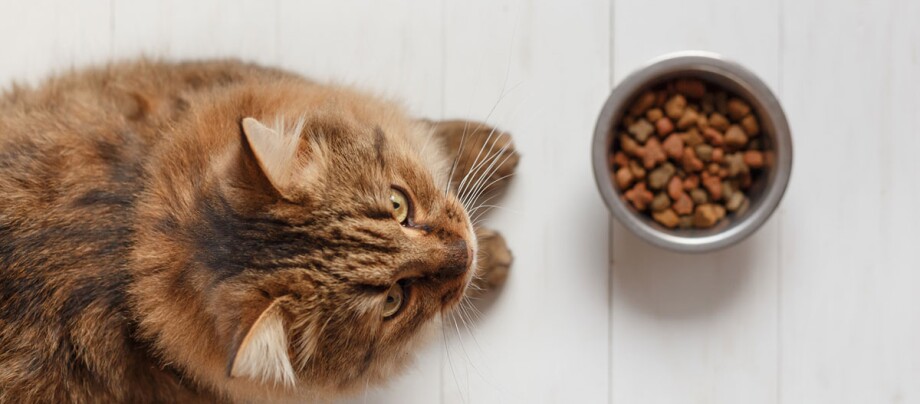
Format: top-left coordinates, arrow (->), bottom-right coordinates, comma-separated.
389,188 -> 410,224
382,283 -> 405,318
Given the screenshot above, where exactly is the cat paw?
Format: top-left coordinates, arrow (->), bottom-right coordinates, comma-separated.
472,227 -> 512,292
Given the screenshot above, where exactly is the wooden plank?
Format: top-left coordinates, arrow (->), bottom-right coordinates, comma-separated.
609,0 -> 780,403
111,0 -> 279,62
0,0 -> 112,84
277,0 -> 444,118
779,0 -> 920,402
441,0 -> 611,403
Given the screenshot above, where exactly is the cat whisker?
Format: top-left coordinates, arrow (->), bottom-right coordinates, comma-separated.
456,128 -> 508,202
466,173 -> 516,217
441,312 -> 466,404
460,141 -> 514,209
461,143 -> 515,209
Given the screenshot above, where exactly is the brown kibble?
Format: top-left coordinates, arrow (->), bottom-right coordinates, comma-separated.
724,125 -> 748,150
693,204 -> 719,228
714,205 -> 727,220
681,147 -> 704,172
624,182 -> 654,211
647,163 -> 676,190
683,174 -> 699,191
695,144 -> 714,162
629,91 -> 656,116
614,167 -> 634,189
672,193 -> 694,215
661,134 -> 684,160
676,109 -> 699,130
628,119 -> 655,144
664,94 -> 687,119
702,127 -> 724,146
678,215 -> 695,229
719,168 -> 728,178
707,163 -> 720,175
727,98 -> 751,120
709,112 -> 730,131
696,114 -> 709,130
722,181 -> 736,201
642,138 -> 667,169
646,108 -> 664,122
674,79 -> 706,98
726,192 -> 746,212
681,128 -> 705,147
740,114 -> 760,136
725,152 -> 749,177
667,176 -> 684,199
650,193 -> 671,212
712,147 -> 725,163
655,117 -> 675,136
614,151 -> 630,167
652,208 -> 680,228
620,134 -> 643,157
743,150 -> 764,168
690,188 -> 708,204
628,159 -> 646,179
702,172 -> 722,200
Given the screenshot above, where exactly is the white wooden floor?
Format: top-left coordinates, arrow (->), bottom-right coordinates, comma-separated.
1,1 -> 919,403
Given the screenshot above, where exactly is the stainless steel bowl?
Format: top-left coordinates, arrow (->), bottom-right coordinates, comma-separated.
592,51 -> 793,253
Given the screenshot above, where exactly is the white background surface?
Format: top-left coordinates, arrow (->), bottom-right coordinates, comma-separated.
0,1 -> 918,403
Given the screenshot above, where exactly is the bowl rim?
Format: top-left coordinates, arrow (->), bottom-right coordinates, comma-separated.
592,51 -> 793,253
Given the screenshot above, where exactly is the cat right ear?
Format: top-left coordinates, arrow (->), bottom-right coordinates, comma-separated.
228,298 -> 297,387
241,117 -> 304,196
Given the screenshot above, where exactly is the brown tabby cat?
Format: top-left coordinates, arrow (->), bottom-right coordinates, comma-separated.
0,60 -> 517,402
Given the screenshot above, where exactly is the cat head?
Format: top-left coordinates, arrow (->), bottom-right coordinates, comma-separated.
134,83 -> 476,398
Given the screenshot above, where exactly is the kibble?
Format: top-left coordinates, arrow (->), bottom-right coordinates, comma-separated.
726,98 -> 751,120
677,109 -> 699,130
664,94 -> 687,119
646,108 -> 664,122
642,138 -> 667,169
724,125 -> 748,150
628,119 -> 655,143
667,176 -> 684,200
655,117 -> 675,136
662,134 -> 684,160
652,208 -> 680,228
651,193 -> 671,212
610,78 -> 768,229
647,163 -> 675,190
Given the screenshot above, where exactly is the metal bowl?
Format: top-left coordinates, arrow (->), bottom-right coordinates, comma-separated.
592,51 -> 793,253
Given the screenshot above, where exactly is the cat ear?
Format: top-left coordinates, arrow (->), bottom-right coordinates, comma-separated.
228,299 -> 296,387
241,117 -> 302,194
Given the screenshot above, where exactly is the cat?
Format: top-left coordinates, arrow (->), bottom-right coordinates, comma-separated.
0,59 -> 518,402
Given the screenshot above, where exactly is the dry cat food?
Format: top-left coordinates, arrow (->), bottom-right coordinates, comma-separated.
609,78 -> 769,229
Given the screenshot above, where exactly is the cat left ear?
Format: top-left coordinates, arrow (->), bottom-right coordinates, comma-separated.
241,117 -> 302,195
228,299 -> 296,387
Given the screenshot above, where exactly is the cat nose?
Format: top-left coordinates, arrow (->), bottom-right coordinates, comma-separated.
439,239 -> 470,279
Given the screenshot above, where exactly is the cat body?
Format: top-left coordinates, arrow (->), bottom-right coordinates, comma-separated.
0,60 -> 516,402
